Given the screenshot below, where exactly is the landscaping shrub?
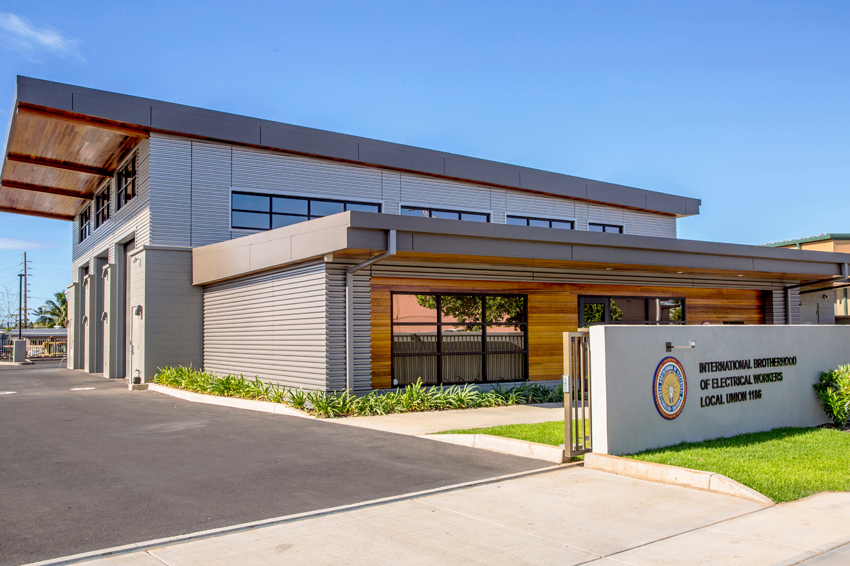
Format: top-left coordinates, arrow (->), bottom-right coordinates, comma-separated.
813,365 -> 850,427
152,366 -> 563,418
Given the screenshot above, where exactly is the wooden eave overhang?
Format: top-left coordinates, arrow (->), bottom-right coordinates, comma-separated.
0,102 -> 148,220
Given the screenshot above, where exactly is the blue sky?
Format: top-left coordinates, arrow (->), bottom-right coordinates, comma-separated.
0,0 -> 848,313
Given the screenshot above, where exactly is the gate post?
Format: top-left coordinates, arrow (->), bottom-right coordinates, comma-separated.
564,331 -> 592,459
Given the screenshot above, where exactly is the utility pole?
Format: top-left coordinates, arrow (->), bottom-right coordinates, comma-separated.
18,273 -> 23,340
23,252 -> 27,330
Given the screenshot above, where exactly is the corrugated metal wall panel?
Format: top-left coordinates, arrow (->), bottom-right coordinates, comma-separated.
203,260 -> 330,390
139,137 -> 680,247
506,191 -> 576,221
71,139 -> 151,283
149,135 -> 191,247
587,203 -> 626,227
381,171 -> 401,215
232,146 -> 382,201
191,142 -> 232,246
325,262 -> 371,392
765,285 -> 787,324
788,288 -> 802,324
400,173 -> 492,212
623,209 -> 677,238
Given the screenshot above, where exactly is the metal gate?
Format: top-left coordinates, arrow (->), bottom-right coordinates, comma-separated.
564,331 -> 592,458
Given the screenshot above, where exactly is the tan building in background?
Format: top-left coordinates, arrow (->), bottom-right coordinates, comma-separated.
765,235 -> 850,324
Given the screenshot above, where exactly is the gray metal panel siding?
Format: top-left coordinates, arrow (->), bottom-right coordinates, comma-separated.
765,285 -> 786,325
71,139 -> 151,282
191,141 -> 232,246
381,171 -> 401,215
149,134 -> 191,247
788,288 -> 802,324
400,173 -> 492,212
203,260 -> 329,390
142,137 -> 678,250
232,146 -> 382,201
325,262 -> 371,392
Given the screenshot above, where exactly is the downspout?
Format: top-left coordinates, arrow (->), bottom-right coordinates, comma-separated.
345,230 -> 397,391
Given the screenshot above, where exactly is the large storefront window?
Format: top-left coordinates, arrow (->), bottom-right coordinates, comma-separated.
580,296 -> 685,327
391,293 -> 528,386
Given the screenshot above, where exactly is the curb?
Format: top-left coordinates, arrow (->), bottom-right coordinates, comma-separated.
147,383 -> 314,419
584,453 -> 773,504
21,464 -> 564,566
423,433 -> 566,463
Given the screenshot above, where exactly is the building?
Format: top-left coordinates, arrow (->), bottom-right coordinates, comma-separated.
2,76 -> 849,391
765,234 -> 850,324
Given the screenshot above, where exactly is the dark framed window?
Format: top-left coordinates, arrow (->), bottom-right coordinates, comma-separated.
579,296 -> 685,327
116,155 -> 136,211
391,293 -> 528,387
94,185 -> 110,228
78,206 -> 91,242
231,191 -> 380,230
507,215 -> 574,229
588,222 -> 623,233
402,207 -> 489,222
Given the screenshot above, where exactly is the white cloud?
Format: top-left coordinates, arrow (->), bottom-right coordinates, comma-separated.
0,237 -> 52,250
0,13 -> 83,62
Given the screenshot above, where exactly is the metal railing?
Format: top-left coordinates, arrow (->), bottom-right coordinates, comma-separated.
392,332 -> 525,384
564,330 -> 592,458
0,336 -> 67,359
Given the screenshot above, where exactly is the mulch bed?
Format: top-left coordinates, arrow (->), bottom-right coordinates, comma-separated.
817,423 -> 850,432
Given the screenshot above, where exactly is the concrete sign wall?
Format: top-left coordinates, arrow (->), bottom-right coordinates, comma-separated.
589,325 -> 850,455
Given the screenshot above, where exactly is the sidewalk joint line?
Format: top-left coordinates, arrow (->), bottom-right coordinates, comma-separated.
590,504 -> 776,562
144,551 -> 173,566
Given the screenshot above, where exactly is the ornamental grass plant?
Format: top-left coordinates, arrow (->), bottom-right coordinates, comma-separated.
152,366 -> 563,418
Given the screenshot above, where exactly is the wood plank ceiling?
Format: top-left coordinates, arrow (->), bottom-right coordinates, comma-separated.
0,105 -> 148,220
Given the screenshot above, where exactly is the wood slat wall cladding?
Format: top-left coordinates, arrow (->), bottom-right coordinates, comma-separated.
370,277 -> 765,389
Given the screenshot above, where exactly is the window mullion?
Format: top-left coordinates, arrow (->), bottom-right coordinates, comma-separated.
436,295 -> 442,385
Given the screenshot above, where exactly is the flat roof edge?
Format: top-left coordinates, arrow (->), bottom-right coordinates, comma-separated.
14,76 -> 700,217
192,212 -> 848,285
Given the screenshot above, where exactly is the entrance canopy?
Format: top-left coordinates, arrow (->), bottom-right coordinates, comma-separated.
191,211 -> 850,290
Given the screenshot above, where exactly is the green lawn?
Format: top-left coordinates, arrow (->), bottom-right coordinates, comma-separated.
434,420 -> 567,446
627,427 -> 850,502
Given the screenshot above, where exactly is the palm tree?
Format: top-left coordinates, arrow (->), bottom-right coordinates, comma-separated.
34,292 -> 67,328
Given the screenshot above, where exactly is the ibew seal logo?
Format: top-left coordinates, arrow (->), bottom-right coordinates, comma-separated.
653,357 -> 687,420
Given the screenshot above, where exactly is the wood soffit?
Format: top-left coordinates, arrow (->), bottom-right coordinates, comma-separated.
0,104 -> 149,219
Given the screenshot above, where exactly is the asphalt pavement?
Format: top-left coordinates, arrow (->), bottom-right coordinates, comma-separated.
0,365 -> 546,565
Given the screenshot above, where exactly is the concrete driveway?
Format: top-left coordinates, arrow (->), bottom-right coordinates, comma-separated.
55,467 -> 850,566
0,365 -> 547,566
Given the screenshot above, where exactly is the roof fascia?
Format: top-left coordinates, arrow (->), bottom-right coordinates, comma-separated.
14,76 -> 701,217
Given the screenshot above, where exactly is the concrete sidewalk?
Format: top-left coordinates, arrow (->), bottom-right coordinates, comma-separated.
329,402 -> 565,435
36,466 -> 850,566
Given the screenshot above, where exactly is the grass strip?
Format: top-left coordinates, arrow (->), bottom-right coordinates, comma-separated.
626,427 -> 850,502
435,420 -> 569,446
